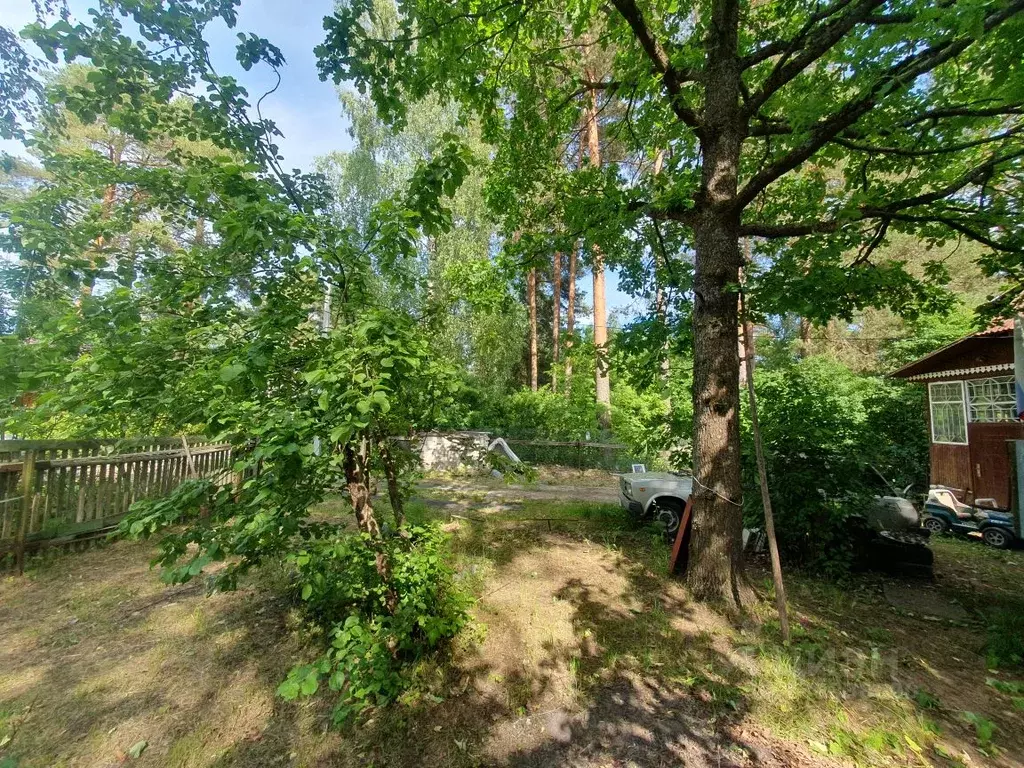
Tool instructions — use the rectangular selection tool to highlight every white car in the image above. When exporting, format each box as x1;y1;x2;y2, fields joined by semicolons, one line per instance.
619;471;694;535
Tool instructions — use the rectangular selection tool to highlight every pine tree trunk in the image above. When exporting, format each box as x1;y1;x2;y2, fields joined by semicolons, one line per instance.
552;251;561;393
565;243;577;392
584;84;610;426
528;266;538;391
653;149;671;397
87;145;121;296
654;285;671;395
685;0;750;606
798;316;812;357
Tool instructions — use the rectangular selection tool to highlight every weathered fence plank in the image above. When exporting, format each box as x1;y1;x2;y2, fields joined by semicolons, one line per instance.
0;436;232;563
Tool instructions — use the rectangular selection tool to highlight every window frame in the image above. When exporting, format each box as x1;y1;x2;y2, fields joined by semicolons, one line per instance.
928;380;969;446
966;375;1017;423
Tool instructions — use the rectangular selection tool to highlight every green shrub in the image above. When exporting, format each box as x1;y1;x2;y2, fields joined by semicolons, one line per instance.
279;524;470;722
609;382;676;468
476;387;597;440
743;356;928;571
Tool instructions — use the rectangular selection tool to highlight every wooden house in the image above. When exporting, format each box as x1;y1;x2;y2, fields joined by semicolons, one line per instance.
892;320;1023;509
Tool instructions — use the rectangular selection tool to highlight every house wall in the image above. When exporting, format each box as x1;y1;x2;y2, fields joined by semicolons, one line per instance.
416;431;491;472
924;342;1023;507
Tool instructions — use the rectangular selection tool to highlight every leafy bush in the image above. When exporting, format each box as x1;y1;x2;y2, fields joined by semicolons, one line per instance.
609;383;671;465
487;449;538;482
473;380;689;470
743;356;928;571
118;478;218;539
279;524;470;722
476;387;597;440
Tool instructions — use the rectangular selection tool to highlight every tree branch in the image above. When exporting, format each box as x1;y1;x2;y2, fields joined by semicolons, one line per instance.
735;0;1024;211
742;0;858;68
831;125;1024;157
740;152;1024;254
744;0;888;117
609;0;702;129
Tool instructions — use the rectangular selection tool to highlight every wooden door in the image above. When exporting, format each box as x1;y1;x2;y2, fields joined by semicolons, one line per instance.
968;423;1024;508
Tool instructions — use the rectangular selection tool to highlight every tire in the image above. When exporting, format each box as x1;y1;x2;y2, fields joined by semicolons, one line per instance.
982;527;1013;549
650;498;683;539
922;517;947;535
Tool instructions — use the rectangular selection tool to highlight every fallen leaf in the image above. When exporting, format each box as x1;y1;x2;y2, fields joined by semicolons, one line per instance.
127;740;148;759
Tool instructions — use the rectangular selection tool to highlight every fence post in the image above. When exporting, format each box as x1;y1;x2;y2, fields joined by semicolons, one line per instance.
15;450;37;575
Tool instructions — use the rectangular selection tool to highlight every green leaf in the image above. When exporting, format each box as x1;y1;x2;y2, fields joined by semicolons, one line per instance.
277;677;300;700
127;740;148;759
300;671;319;696
219;363;246;383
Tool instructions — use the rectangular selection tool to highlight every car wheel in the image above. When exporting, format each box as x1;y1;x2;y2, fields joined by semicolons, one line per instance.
982;527;1013;549
650;498;683;539
922;517;947;535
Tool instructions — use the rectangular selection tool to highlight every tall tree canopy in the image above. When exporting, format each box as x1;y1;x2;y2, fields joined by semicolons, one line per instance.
317;0;1024;602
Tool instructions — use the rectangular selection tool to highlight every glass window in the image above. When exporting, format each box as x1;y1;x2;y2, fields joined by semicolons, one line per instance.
967;376;1017;423
929;381;967;444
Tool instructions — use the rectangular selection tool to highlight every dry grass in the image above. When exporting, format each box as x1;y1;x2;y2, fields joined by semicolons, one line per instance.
1;498;1022;768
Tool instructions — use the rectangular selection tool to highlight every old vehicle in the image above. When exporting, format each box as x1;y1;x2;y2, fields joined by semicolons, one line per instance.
619;471;693;536
620;470;933;574
853;494;933;576
922;487;1018;549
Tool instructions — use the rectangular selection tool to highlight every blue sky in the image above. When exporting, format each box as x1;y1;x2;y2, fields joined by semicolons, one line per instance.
0;0;638;321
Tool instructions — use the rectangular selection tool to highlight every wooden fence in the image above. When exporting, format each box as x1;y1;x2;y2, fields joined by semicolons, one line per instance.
0;436;233;572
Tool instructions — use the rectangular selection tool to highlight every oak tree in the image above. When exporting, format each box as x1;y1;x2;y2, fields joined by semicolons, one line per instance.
319;0;1024;602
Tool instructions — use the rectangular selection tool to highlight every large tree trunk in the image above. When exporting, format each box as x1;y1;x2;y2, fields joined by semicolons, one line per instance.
528;266;538;391
685;0;750;606
552;251;561;393
584;84;611;426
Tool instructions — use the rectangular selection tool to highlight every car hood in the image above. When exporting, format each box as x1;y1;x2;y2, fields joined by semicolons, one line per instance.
622;472;693;494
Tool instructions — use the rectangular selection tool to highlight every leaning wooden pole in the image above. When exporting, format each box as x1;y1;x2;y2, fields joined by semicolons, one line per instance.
740;291;790;642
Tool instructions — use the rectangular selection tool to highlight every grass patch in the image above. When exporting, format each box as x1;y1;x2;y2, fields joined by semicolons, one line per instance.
984;601;1024;669
501;500;626;522
1;489;1020;767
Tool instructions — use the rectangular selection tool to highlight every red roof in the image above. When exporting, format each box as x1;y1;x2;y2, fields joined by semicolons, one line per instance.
972;318;1015;337
890;317;1016;379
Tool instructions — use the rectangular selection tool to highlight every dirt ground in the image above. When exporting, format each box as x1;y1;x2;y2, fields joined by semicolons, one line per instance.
1;489;1023;768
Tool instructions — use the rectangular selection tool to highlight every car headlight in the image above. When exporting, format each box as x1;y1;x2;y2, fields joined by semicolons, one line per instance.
622;480;633;499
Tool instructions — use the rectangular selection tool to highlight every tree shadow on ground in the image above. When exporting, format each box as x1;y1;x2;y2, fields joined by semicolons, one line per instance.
0;539;337;767
8;515;965;768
